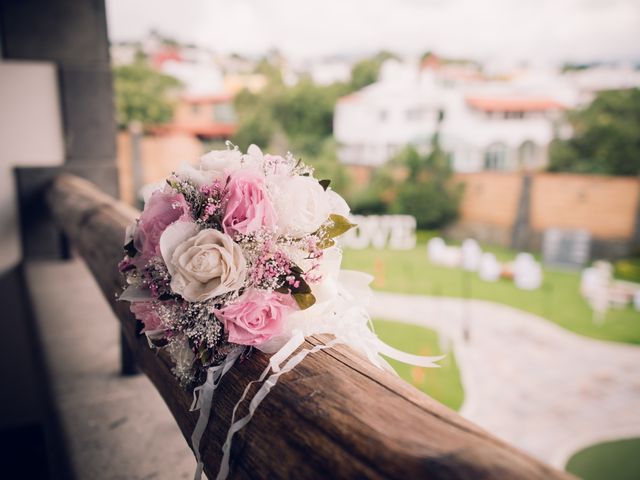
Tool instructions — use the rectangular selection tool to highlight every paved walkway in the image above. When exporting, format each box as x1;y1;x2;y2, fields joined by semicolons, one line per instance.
369;292;640;468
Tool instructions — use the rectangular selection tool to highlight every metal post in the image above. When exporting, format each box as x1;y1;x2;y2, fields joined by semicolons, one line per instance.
129;121;144;209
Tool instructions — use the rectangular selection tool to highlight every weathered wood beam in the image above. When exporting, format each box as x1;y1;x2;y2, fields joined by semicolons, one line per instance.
46;174;573;479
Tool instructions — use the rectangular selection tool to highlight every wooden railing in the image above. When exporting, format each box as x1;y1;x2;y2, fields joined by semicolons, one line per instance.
45;174;572;479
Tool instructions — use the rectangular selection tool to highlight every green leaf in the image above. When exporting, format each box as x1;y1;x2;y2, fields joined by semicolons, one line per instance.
324;214;356;240
293;292;316;310
293;276;312;294
316;238;335;249
319;179;331;190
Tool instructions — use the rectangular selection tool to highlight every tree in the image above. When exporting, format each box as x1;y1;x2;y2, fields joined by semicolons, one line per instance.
349;51;399;91
391;139;462;229
352;139;463;229
232;77;349;155
113;60;181;129
548;88;640;176
301;138;352;202
230;107;276;151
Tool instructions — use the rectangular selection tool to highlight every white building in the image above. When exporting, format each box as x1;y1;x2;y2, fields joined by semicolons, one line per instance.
334;58;584;172
305;58;353;86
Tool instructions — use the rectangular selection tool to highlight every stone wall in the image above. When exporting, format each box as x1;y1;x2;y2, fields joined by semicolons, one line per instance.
448;171;640;259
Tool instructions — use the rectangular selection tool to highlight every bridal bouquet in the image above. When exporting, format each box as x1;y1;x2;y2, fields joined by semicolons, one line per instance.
119;144;441;479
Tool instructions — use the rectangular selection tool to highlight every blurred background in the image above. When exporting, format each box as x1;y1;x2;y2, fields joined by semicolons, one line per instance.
1;0;639;478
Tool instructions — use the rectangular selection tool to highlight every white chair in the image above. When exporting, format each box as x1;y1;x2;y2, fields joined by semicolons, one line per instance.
442;246;462;268
586;261;613;324
427;237;446;263
478;253;501;282
461;239;482;272
513;253;542;290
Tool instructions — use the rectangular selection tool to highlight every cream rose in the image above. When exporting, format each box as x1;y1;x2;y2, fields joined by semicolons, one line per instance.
160;223;246;302
271;175;331;237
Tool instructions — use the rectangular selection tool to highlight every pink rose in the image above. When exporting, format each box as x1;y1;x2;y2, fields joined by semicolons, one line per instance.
222;169;277;237
218;289;296;346
135;189;190;257
130;301;164;333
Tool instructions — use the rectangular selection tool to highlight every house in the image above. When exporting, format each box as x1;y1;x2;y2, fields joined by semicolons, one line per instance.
151;94;237;141
334;58;568;172
443;94;565;172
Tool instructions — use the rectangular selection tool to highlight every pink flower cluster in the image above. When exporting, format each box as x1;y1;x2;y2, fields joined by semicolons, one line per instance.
198;180;226;223
250;248;292;289
302;236;324;284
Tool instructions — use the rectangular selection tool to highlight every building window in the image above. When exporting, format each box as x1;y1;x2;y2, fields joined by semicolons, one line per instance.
379;110;388;122
484;143;508;171
504;111;525;119
213;103;236;123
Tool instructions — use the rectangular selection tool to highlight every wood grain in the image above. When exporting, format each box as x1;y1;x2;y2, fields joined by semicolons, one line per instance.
46;174;573;479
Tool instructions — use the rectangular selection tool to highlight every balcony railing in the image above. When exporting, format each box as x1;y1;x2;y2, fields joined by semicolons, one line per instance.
45;174;572;479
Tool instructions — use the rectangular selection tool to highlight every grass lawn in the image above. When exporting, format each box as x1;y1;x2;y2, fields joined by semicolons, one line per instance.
565;438;640;480
372;319;464;411
342;234;640;345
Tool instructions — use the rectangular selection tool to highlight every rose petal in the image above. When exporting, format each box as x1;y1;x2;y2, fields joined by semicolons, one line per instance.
159;221;199;276
140;181;166;205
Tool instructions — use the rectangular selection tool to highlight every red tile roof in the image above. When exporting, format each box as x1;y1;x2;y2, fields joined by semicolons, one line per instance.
337;93;360;104
182;94;234;105
151;49;182;69
151;122;236;138
466;96;565;112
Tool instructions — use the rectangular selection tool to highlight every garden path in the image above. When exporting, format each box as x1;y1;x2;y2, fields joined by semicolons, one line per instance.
369;291;640;468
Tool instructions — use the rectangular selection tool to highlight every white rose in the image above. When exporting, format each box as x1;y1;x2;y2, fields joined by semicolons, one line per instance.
160;222;246;302
200;148;243;174
176;161;218;187
272;175;331;236
326;189;350;217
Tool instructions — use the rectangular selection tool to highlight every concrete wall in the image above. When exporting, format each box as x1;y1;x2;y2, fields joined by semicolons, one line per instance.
117;131;205;205
1;0;118;259
449;171;640;258
0;61;65;273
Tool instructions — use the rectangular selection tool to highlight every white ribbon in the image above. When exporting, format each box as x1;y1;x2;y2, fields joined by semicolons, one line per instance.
191;347;244;480
375;339;444;368
188;294;445;480
189;332;444;479
216;336;341;480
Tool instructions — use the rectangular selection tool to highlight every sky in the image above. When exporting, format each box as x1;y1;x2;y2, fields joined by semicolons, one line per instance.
106;0;640;64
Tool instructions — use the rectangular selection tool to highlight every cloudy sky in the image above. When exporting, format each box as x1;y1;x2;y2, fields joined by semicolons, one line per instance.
106;0;640;64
